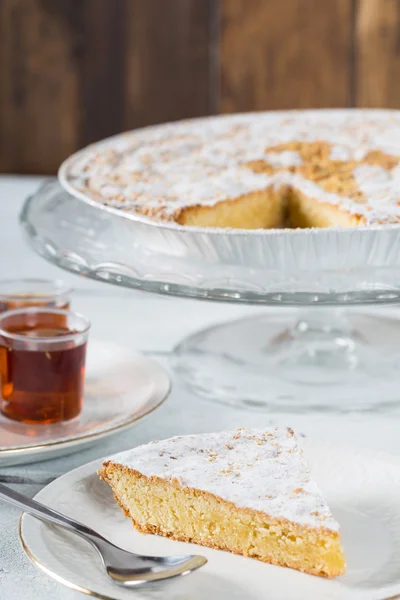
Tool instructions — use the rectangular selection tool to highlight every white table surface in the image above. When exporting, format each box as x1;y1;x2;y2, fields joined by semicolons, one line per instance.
1;175;400;599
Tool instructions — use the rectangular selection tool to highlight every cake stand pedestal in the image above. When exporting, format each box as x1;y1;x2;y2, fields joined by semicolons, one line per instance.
173;308;400;411
21;180;400;413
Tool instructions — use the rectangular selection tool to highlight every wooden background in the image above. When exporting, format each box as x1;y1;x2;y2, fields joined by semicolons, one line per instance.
1;0;400;174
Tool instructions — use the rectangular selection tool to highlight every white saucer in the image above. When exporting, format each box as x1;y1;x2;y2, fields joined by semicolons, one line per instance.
0;339;170;467
20;440;400;600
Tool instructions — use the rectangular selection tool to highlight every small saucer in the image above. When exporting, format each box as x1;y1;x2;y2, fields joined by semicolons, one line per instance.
0;339;170;466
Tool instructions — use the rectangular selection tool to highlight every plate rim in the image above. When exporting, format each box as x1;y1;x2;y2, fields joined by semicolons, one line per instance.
19;522;110;600
18;441;400;600
0;347;171;458
19;455;126;600
59;108;400;238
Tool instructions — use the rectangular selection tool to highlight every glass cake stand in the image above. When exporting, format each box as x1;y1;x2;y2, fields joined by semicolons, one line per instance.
20;180;400;413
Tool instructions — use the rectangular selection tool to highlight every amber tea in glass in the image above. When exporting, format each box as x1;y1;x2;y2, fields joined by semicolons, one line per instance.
0;279;72;314
0;308;90;424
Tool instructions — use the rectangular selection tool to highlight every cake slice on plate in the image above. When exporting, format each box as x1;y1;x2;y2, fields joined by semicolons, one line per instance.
99;427;346;577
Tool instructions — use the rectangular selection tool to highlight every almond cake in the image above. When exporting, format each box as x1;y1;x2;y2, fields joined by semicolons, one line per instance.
99;427;346;577
64;110;400;229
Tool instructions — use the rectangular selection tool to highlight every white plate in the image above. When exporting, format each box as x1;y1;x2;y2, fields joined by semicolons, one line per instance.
19;441;400;600
0;339;170;467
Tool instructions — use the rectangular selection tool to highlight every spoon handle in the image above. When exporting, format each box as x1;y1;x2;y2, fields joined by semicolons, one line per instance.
0;481;101;542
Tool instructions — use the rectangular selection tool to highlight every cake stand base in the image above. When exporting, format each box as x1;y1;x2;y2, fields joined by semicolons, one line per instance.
173;309;400;412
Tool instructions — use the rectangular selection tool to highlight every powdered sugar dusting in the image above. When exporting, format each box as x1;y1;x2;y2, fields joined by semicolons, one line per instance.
63;110;400;225
106;427;340;532
264;150;302;168
354;164;400;210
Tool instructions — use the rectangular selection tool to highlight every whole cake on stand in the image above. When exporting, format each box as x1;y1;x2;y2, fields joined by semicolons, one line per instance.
21;109;400;411
61;110;400;228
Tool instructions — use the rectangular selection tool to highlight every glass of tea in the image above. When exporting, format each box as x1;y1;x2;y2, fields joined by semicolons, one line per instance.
0;308;90;424
0;279;72;313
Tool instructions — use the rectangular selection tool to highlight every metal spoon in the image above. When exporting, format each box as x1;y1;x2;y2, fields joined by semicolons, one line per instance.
0;482;207;586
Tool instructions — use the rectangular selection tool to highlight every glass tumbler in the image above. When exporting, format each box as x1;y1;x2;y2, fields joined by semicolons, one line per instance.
0;279;72;313
0;308;90;424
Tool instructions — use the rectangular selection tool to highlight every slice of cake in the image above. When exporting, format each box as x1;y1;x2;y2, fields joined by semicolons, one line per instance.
99;427;346;578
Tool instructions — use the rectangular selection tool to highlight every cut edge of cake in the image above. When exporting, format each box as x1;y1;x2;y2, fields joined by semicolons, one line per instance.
99;428;346;578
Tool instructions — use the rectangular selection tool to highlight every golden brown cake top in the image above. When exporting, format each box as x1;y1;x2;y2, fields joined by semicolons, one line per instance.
63;110;400;226
104;427;340;532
